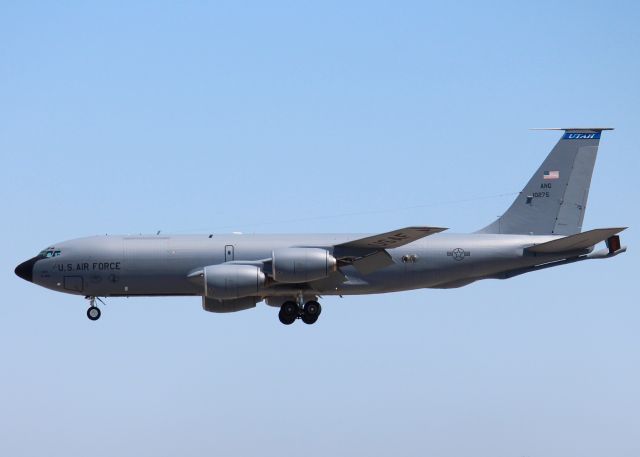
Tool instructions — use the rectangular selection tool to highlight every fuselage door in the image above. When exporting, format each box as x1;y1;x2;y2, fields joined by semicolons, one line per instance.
225;245;234;262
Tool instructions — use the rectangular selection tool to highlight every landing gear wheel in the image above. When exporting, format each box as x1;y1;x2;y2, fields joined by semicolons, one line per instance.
278;301;298;325
301;300;321;325
87;306;101;321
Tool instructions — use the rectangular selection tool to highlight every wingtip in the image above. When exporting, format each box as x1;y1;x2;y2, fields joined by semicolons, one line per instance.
605;226;628;232
413;226;448;233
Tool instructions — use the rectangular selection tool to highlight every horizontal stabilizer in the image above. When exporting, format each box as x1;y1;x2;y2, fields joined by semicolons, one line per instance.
336;226;446;250
526;227;627;254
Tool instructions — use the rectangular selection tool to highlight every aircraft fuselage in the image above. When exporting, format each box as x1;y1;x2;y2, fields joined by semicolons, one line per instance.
28;232;574;298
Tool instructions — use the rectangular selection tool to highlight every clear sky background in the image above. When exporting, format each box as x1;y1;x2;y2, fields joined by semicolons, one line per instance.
1;2;639;456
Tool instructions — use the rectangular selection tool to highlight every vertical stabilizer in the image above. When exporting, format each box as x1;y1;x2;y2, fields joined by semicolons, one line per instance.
478;128;612;235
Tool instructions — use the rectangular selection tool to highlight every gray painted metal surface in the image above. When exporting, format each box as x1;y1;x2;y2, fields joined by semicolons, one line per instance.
14;128;627;323
478;129;603;235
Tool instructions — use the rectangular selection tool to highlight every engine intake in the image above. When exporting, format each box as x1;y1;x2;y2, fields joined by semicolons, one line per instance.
204;264;265;300
272;248;337;283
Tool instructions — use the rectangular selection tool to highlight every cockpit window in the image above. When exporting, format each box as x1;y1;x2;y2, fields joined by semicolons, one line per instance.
39;249;61;258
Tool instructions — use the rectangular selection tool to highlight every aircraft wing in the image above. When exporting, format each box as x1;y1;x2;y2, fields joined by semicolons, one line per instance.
335;226;447;250
332;226;447;275
526;227;627;254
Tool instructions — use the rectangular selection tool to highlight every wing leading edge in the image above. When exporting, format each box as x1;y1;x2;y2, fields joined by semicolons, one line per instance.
335;226;447;250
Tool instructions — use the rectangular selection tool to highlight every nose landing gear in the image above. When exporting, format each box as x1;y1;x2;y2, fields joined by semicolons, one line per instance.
87;306;101;320
278;299;322;325
85;296;105;321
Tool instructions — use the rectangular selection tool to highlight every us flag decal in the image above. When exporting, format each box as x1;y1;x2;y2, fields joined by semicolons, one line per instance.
543;170;559;180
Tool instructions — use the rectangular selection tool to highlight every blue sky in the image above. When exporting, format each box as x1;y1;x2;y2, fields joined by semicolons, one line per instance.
1;2;639;456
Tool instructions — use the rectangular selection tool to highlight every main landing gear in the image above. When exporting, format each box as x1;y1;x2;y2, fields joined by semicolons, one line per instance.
278;300;322;325
85;296;105;321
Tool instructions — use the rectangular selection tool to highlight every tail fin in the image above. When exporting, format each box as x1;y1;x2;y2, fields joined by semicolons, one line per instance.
478;128;613;235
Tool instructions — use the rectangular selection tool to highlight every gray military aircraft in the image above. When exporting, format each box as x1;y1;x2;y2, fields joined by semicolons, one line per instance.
15;128;627;325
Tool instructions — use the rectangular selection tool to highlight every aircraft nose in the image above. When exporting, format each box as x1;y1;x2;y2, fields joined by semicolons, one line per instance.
15;257;38;282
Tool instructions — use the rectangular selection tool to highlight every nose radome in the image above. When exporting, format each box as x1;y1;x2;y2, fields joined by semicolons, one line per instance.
15;257;38;282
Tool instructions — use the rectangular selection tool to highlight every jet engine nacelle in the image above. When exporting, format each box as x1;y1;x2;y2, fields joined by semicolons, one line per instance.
271;248;337;283
204;264;265;300
202;296;258;313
